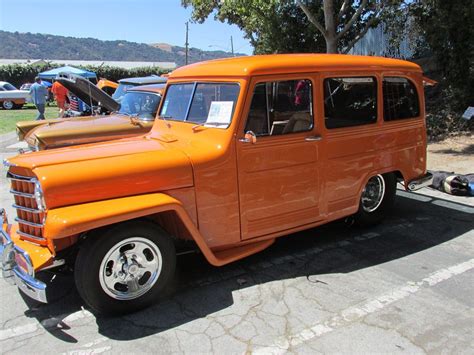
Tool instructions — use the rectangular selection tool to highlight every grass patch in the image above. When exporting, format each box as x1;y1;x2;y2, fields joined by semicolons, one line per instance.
0;104;59;134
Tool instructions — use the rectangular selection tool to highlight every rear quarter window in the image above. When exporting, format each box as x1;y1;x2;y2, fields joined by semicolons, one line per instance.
383;77;420;121
324;77;377;129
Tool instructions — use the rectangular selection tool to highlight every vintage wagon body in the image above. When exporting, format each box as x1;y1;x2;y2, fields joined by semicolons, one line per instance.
1;54;432;314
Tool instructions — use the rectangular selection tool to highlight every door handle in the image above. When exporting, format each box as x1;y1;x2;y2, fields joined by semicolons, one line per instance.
305;135;322;142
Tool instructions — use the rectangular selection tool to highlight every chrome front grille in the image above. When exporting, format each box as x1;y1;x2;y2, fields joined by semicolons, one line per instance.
7;172;46;243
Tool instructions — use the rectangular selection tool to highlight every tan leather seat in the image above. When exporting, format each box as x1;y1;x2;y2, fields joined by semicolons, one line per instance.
282;112;312;134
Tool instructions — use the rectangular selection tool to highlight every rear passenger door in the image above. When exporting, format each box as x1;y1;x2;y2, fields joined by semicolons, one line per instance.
322;74;381;218
236;76;323;240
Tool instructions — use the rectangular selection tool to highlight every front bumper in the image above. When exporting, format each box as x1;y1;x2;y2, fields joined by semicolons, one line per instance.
0;209;48;303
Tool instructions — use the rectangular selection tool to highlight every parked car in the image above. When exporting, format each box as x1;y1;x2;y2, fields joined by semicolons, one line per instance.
0;81;30;109
97;78;119;96
16;73;165;150
1;54;433;314
112;75;168;102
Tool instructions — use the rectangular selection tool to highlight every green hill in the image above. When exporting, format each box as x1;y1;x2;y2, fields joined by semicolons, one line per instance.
0;31;244;66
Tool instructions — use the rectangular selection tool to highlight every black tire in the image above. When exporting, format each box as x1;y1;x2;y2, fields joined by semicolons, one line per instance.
75;220;176;315
354;173;397;226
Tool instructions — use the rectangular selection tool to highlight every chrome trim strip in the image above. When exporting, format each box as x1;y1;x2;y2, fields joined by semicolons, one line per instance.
15;217;44;228
6;172;36;182
10;189;35;199
8;177;36;184
12;204;42;214
17;231;45;241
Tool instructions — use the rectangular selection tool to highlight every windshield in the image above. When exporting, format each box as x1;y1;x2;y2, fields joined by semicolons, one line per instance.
112;84;134;102
4;83;17;91
118;91;161;120
159;82;240;128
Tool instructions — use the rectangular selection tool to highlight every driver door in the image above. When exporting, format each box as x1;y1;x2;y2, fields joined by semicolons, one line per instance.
236;76;323;240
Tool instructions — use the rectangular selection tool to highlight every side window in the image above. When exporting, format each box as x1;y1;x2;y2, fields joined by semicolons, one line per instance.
245;79;313;136
324;77;377;129
383;77;420;120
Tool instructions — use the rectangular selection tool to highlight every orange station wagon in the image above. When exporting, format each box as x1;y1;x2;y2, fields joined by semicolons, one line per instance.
1;54;433;314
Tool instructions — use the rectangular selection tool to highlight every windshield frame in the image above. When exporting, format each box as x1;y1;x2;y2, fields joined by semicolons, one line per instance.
117;90;162;121
158;81;241;129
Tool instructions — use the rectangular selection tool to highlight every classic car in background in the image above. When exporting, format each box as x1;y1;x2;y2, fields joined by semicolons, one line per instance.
16;75;165;150
112;75;168;102
0;81;31;109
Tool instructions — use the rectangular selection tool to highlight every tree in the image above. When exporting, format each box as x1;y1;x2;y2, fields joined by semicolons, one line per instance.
384;0;474;108
296;0;409;54
182;0;405;54
182;0;326;54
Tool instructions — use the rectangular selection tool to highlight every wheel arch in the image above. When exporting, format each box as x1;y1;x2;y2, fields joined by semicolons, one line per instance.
44;193;245;266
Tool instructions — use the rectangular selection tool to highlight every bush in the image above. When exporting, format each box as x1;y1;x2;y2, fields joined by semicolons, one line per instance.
0;63;171;88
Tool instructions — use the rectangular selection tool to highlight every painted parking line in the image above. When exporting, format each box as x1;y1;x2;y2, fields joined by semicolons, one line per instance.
254;258;474;354
0;309;93;341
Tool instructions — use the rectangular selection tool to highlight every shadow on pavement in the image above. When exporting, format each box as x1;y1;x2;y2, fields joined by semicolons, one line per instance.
21;192;473;342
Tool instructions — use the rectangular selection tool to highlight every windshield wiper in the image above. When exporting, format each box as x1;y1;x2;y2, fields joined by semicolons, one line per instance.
191;121;229;131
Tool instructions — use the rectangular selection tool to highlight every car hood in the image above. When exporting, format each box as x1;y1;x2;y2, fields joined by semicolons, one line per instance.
25;114;153;149
57;73;120;112
8;137;193;209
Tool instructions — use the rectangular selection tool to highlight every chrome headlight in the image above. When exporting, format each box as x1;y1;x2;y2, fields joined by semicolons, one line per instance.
34;180;46;211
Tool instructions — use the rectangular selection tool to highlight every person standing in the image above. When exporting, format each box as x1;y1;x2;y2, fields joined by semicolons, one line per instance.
51;80;68;118
29;77;48;120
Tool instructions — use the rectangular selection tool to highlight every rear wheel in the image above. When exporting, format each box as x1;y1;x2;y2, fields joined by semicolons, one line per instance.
75;220;176;315
354;173;396;226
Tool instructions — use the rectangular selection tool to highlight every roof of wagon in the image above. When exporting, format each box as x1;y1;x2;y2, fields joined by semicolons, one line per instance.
169;54;422;79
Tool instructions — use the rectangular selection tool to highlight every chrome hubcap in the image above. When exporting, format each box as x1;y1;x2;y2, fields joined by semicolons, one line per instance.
99;237;162;300
3;101;13;109
361;174;385;213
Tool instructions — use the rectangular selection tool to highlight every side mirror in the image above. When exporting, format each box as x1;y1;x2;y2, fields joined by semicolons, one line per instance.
239;130;257;144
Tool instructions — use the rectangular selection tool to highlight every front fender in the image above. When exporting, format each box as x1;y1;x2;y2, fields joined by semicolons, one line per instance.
44;192;273;267
44;193;191;240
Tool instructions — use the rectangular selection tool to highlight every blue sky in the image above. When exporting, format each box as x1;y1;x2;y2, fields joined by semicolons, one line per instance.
0;0;253;54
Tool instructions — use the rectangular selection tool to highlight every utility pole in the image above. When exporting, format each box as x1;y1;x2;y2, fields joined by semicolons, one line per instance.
185;22;189;65
230;35;234;56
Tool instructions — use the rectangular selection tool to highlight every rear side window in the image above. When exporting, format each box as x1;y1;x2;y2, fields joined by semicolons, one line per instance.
245;79;313;136
383;77;420;120
324;77;377;129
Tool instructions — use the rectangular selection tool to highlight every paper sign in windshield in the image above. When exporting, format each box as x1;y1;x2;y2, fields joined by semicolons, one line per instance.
207;101;234;124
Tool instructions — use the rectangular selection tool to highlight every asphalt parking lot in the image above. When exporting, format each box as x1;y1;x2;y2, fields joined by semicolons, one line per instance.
1;133;473;354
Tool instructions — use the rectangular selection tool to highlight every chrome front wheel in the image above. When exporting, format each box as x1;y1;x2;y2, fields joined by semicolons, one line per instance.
75;221;176;314
99;237;163;300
